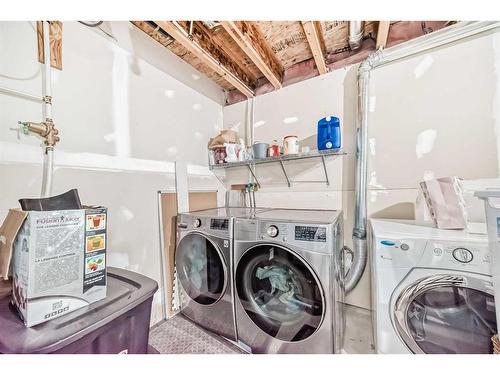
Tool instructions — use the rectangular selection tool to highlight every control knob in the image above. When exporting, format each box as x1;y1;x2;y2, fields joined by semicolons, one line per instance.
193;218;202;228
266;225;279;238
452;248;473;263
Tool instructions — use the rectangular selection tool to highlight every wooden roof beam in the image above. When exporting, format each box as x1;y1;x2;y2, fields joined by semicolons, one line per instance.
156;21;254;97
376;21;391;49
301;21;328;75
193;21;260;83
220;21;283;90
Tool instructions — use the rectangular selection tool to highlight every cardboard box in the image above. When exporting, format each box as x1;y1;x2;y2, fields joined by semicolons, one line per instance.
1;207;107;327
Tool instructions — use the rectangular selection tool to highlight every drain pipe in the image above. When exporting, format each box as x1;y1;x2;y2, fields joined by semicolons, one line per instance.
345;21;500;293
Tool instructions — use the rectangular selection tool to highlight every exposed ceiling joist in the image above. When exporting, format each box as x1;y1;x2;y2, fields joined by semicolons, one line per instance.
193;21;260;83
156;21;254;97
301;21;328;75
376;21;391;49
220;21;283;89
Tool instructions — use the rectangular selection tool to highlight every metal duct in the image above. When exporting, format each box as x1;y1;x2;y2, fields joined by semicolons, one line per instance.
202;21;220;29
349;21;364;50
345;50;381;293
346;21;500;294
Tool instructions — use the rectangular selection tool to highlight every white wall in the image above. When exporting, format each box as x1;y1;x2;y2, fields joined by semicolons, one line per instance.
222;28;500;310
0;21;224;324
367;31;500;221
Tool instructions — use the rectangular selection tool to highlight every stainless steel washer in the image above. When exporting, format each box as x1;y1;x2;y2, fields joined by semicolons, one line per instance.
233;209;345;353
175;207;270;341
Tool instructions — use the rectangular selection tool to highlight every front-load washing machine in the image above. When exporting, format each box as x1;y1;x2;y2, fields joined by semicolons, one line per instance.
370;219;496;354
233;209;345;353
175;207;270;341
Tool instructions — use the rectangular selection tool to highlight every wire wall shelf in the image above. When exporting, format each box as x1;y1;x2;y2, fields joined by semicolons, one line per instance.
209;149;346;188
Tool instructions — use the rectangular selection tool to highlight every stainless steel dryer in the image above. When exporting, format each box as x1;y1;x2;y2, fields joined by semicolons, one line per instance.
233;209;345;353
175;207;270;341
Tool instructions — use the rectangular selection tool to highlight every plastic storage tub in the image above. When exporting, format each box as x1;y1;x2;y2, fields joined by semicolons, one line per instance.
0;267;158;354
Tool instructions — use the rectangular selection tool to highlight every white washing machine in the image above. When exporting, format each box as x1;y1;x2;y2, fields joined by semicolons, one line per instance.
176;207;270;341
233;209;345;353
370;219;496;354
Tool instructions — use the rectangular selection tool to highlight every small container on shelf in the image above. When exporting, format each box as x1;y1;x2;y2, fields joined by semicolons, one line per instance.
252;142;269;159
213;146;227;164
317;116;341;151
268;140;280;158
283;135;299;155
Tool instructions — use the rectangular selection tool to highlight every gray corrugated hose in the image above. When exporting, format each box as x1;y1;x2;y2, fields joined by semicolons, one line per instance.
344;51;381;294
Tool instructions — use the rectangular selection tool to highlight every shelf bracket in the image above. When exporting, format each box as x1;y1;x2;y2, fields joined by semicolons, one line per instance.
246;164;261;187
279;160;292;187
321;155;330;186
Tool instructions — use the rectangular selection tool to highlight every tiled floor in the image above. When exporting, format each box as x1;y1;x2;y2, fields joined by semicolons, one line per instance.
149;304;375;354
149;314;244;354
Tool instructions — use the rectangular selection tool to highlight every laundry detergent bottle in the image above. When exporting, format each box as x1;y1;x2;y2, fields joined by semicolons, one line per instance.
317;116;341;151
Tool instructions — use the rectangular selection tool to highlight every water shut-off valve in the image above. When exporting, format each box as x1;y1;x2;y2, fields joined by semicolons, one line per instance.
18;120;60;147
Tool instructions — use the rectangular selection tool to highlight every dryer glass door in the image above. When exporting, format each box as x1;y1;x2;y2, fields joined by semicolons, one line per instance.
176;233;226;305
394;274;497;353
235;244;325;342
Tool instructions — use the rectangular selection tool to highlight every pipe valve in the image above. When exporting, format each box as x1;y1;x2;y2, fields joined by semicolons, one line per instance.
18;120;60;147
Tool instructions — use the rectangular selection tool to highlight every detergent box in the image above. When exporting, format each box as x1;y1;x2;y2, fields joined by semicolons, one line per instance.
1;206;107;327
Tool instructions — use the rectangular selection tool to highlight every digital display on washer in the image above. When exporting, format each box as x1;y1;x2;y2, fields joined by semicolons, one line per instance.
295;226;326;242
210;219;229;230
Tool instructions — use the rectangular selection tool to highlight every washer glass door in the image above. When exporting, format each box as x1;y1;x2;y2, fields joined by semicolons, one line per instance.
236;244;325;342
394;274;497;353
176;232;226;305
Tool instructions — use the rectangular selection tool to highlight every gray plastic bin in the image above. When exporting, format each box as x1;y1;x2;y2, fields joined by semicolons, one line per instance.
0;267;158;354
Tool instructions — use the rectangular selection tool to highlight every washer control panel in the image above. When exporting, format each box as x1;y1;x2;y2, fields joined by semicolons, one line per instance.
375;236;490;273
177;214;231;235
294;225;327;242
255;221;336;254
420;240;490;273
210;218;229;231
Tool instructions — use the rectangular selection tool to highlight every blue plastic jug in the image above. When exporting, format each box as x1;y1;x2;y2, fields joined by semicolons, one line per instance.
317;116;341;151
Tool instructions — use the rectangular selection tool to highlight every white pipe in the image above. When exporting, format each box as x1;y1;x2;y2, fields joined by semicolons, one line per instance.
245;97;255;146
349;21;364;50
250;97;255;145
40;148;54;197
41;21;53;197
0;86;43;102
241;97;257;205
346;21;500;294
